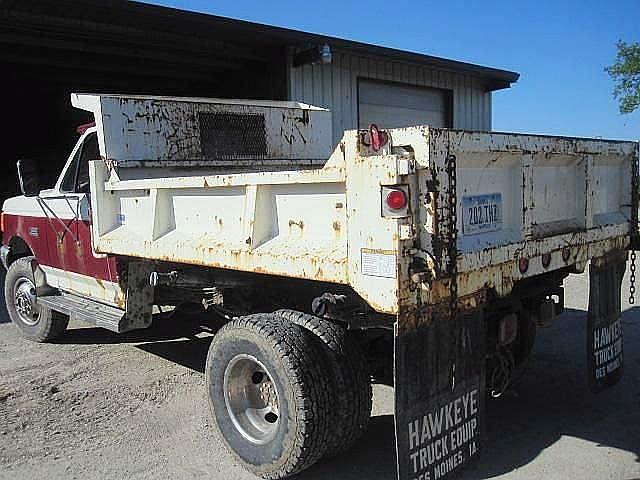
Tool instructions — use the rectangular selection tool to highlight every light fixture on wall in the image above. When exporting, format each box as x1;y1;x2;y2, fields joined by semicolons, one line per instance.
292;44;332;67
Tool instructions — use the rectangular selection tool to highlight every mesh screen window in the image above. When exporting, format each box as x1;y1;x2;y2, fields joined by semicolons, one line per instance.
199;112;267;159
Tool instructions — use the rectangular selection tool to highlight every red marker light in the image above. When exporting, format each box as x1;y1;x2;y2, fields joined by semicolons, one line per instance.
386;189;407;210
518;257;529;274
369;124;389;152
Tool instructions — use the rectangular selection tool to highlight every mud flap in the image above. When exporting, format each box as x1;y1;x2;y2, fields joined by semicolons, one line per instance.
30;259;57;297
394;309;486;480
587;252;626;392
121;261;154;332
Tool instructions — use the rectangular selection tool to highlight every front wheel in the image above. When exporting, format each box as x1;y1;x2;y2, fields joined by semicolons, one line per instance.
205;314;332;479
4;256;68;342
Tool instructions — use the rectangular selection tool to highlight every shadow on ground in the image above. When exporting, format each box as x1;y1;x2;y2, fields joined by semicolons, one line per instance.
18;303;640;479
459;306;640;479
55;309;218;374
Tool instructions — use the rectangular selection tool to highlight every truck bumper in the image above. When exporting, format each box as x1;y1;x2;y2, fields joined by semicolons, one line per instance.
1;244;10;270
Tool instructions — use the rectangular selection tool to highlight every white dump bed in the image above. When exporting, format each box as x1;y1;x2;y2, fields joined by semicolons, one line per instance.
78;94;639;317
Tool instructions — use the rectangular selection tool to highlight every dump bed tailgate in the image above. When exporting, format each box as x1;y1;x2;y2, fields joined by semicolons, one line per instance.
422;130;638;300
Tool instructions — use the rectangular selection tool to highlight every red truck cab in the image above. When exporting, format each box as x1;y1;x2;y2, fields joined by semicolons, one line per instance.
1;125;123;341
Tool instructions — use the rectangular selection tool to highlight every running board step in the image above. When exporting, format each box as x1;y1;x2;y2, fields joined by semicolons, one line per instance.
37;293;125;333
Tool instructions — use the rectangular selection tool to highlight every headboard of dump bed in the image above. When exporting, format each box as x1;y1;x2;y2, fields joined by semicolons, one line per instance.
72;93;332;169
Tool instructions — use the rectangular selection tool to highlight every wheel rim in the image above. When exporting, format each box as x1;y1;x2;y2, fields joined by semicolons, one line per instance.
223;354;280;445
14;277;40;326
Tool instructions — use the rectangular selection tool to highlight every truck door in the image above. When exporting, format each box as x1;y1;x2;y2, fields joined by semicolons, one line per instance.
41;131;119;303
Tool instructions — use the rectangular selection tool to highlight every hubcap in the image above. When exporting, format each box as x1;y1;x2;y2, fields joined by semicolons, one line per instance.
223;354;280;445
14;278;40;326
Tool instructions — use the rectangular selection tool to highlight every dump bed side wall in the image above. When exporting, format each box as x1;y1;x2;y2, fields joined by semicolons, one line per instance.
89;159;351;284
89;128;413;315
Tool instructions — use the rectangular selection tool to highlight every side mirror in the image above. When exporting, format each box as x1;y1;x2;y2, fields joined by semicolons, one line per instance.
16;159;40;197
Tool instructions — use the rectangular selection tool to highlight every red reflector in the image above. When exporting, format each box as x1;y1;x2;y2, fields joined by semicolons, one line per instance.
518;257;529;274
369;124;388;152
386;190;407;210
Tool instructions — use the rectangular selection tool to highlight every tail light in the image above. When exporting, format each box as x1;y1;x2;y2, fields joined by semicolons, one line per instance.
0;212;4;233
386;189;407;210
381;186;409;217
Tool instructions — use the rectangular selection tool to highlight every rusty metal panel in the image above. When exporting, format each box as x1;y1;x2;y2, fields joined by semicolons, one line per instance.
71;94;332;168
87;142;352;289
420;128;638;304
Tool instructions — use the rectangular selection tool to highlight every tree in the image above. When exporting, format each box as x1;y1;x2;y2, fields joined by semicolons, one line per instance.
606;41;640;114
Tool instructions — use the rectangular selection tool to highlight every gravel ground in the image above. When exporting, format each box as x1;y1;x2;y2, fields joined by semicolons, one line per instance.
0;268;639;480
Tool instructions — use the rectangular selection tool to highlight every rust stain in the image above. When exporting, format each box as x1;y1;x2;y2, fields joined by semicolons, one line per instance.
288;219;304;230
114;294;126;309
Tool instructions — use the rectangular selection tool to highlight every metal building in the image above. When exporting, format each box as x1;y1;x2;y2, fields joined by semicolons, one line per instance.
0;0;518;195
290;52;512;144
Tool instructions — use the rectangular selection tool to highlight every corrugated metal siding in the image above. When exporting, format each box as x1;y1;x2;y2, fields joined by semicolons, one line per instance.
288;50;493;145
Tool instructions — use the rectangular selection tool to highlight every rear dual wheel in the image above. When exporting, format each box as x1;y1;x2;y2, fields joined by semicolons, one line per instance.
205;314;332;479
274;309;372;457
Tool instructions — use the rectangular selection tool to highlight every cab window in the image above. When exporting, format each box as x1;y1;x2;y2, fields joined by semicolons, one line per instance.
60;133;99;193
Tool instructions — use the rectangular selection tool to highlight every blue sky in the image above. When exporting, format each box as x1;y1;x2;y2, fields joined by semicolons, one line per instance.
148;0;639;140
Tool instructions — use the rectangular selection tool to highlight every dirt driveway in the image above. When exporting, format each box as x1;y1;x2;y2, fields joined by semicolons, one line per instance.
1;269;639;480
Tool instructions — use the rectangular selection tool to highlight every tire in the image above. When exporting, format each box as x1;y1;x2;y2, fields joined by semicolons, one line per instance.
205;314;332;479
4;256;68;342
275;309;372;457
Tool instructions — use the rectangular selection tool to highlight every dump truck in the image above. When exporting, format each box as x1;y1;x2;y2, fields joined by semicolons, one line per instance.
1;93;638;480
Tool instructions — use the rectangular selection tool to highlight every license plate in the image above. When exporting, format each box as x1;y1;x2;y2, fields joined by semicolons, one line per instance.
462;193;502;235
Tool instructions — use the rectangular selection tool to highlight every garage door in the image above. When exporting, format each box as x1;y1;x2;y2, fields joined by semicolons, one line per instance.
358;79;450;129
